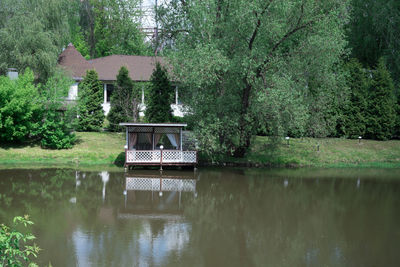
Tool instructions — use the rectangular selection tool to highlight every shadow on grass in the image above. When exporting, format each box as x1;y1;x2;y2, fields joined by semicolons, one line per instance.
73;135;84;145
0;140;39;150
113;152;125;167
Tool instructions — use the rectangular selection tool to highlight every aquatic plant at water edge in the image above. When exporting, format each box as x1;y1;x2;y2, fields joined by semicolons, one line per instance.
0;215;40;267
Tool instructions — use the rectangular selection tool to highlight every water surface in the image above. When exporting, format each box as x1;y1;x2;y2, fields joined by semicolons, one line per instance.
0;168;399;267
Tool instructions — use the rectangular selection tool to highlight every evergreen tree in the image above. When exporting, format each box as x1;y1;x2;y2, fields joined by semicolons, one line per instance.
107;66;140;131
146;63;174;123
341;59;369;138
365;58;396;140
394;94;400;138
77;70;104;131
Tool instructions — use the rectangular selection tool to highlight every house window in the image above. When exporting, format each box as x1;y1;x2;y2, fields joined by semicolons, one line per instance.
106;84;114;103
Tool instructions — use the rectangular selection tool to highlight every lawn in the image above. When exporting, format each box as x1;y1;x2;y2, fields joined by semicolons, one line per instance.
1;133;400;168
201;136;400;168
0;132;125;167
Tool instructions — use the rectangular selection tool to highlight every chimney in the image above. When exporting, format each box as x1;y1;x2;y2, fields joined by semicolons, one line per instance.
7;68;18;80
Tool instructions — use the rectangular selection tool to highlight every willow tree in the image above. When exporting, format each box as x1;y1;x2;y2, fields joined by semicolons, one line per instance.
158;0;349;157
0;0;69;81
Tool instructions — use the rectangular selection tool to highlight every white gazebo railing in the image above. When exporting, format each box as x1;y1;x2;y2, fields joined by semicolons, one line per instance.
126;150;197;164
126;177;196;192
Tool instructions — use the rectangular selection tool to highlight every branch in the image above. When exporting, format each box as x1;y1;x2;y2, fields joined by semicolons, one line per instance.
256;19;315;77
248;0;273;50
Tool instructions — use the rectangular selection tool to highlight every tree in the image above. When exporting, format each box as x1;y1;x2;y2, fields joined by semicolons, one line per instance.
340;59;369;138
38;70;76;149
159;0;350;156
395;95;400;138
77;70;105;131
0;0;69;81
146;63;174;123
0;69;41;142
365;58;396;140
348;0;400;86
75;0;151;58
107;66;140;131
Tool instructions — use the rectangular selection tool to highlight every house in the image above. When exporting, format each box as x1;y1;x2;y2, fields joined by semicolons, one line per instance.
57;43;183;116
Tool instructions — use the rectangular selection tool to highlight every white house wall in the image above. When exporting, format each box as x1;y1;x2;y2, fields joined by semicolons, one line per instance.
68;82;79;100
69;82;185;117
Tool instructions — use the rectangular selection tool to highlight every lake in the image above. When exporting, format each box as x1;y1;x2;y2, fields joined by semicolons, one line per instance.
0;167;399;267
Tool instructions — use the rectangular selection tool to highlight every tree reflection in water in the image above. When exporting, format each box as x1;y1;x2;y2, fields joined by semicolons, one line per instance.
0;168;399;266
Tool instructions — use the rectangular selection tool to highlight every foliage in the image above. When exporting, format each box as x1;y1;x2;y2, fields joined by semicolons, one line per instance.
0;69;41;143
107;67;140;131
0;215;40;267
145;63;174;123
395;95;400;139
348;0;400;86
38;70;76;149
39;113;76;149
71;0;151;58
365;58;396;140
77;70;105;131
160;0;350;156
340;59;369;138
0;0;69;82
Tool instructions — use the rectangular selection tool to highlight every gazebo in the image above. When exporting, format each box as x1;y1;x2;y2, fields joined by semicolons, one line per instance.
119;123;197;168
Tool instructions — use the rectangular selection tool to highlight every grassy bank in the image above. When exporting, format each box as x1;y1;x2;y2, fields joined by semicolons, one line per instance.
0;133;400;168
0;132;125;168
200;136;400;168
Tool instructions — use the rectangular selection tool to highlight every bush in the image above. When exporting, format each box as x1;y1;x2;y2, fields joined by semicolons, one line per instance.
40;114;76;149
0;215;40;267
0;69;41;142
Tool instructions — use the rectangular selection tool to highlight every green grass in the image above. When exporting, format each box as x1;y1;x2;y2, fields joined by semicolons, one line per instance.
0;132;126;168
200;136;400;168
1;133;400;169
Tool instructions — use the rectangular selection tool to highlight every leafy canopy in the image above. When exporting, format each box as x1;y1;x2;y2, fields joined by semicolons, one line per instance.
0;69;41;143
159;0;350;156
0;0;69;81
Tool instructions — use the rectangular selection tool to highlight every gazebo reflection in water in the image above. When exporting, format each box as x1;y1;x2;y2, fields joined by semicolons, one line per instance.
119;170;198;219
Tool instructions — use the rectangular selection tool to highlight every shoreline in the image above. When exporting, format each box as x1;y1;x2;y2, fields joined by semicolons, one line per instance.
0;132;399;170
0;160;399;171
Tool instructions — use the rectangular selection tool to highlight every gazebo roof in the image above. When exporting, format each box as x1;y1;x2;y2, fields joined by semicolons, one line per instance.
119;123;187;127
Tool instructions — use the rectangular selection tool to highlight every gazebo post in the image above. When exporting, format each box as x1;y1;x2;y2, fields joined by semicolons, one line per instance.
180;128;183;151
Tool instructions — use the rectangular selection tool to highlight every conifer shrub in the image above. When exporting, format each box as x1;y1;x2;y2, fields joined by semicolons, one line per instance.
107;66;140;131
341;59;369;138
77;70;105;131
145;63;174;123
365;58;396;140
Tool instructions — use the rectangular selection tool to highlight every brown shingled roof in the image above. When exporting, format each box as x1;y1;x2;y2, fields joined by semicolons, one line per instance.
57;43;168;82
88;55;165;81
57;43;91;79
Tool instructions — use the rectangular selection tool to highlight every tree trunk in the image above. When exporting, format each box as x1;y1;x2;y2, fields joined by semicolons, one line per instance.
233;79;252;158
